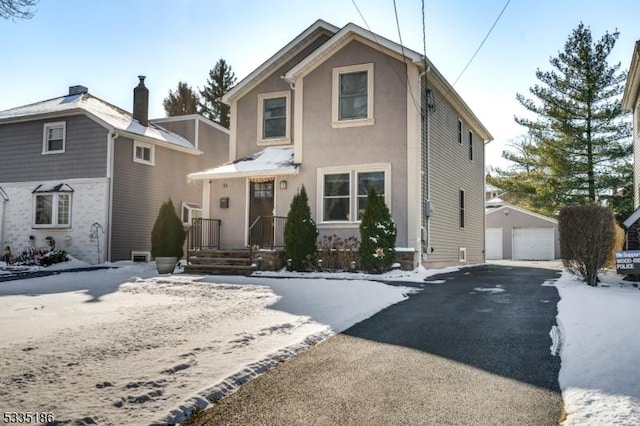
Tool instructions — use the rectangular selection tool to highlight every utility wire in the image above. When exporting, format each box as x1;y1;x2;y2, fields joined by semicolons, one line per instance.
452;0;511;86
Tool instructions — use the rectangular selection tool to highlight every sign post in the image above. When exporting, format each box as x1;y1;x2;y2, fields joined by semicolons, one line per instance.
615;250;640;275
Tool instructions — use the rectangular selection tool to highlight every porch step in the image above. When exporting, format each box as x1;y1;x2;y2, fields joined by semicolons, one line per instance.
185;249;254;275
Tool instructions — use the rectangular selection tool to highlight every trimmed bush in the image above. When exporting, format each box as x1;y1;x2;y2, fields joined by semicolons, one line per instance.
284;186;318;271
151;199;187;259
359;187;397;273
559;205;616;286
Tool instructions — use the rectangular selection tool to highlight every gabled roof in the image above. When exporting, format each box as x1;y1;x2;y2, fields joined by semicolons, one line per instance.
622;40;640;110
283;21;423;82
486;204;558;224
222;19;339;104
623;206;640;229
188;146;298;180
0;93;199;153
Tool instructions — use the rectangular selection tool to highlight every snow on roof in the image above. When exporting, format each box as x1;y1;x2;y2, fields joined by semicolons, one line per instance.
486;196;505;205
189;147;298;180
0;93;196;151
485;183;499;192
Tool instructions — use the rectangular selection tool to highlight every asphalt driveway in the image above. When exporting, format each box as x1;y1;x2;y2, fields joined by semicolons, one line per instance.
184;263;564;425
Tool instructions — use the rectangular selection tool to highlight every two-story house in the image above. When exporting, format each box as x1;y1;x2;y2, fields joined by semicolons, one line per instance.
622;40;640;247
0;77;229;264
188;19;492;268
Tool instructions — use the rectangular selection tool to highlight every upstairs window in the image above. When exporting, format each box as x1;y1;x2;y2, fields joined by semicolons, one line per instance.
42;122;66;154
459;189;465;229
133;141;155;165
469;130;474;161
331;63;374;128
457;119;463;144
257;91;290;144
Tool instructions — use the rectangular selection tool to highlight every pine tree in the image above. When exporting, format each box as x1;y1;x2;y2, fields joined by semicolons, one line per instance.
359;187;397;273
1;0;38;20
151;199;186;259
163;81;200;117
491;23;632;218
284;186;318;271
200;59;236;128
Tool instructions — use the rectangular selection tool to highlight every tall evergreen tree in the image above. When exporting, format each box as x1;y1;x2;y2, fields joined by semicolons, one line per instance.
490;23;632;218
284;186;318;271
359;187;396;273
200;59;236;128
163;81;200;117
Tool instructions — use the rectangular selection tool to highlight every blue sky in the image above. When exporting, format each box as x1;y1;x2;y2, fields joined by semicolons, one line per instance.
1;0;637;168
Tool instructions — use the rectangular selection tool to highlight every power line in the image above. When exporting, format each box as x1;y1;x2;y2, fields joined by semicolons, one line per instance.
452;0;511;86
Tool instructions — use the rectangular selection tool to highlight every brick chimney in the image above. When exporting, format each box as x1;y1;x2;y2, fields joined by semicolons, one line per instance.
133;76;149;126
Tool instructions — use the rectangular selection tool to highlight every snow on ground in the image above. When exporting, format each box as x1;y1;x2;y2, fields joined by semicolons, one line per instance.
554;270;640;425
0;263;417;425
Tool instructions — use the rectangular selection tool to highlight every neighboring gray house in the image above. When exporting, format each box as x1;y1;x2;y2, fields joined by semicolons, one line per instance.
486;204;560;261
0;77;229;264
189;20;492;268
622;40;640;248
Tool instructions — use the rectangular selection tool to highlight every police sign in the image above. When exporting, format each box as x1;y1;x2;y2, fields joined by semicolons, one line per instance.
615;250;640;274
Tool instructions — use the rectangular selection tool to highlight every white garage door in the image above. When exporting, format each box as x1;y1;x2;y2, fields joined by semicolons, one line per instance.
485;227;503;260
512;228;554;260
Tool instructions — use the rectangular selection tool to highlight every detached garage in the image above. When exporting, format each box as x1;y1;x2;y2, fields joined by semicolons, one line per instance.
486;205;560;260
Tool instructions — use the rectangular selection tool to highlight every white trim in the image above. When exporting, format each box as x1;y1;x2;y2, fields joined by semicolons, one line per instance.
32;192;72;229
459;188;465;229
406;63;421;261
244;178;250;246
181;202;202;226
151;114;230;135
131;251;151;262
468;130;474;162
331;63;374;128
202;180;211;219
459;247;467;262
316;163;391;225
194;118;199;150
293;78;304;164
229;100;237;161
133;140;155;166
257;91;291;145
457;118;463;144
42;121;66;154
106;132;116;262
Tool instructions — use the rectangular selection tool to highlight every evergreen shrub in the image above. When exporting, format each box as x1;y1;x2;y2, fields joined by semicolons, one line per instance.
284;186;318;271
359;187;396;273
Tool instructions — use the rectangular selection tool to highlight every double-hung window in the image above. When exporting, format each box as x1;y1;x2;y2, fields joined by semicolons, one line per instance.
32;184;73;228
318;164;390;224
331;63;374;128
133;140;155;165
42;122;66;154
257;91;290;144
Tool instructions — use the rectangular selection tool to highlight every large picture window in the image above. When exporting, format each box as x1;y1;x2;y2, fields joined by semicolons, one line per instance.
32;184;73;228
42;122;66;154
331;63;374;128
318;164;390;224
257;91;290;144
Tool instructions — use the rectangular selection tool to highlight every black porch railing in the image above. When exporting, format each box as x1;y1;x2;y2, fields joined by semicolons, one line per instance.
188;218;221;257
248;216;287;250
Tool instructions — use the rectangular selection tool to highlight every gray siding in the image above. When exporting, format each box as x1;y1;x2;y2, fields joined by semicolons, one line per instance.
110;137;217;261
154;119;196;145
0;114;108;182
424;82;486;266
198;120;229;165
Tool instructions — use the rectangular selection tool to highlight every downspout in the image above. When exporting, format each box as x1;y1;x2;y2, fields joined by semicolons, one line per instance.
0;187;8;247
420;66;433;260
106;131;118;262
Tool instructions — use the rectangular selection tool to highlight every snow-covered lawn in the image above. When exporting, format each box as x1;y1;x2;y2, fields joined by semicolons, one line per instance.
0;262;422;425
554;270;640;425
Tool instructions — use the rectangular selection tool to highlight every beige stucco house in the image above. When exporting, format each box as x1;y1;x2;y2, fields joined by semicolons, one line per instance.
188;19;492;268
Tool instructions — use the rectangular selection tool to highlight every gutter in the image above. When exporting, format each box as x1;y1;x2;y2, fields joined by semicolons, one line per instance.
0;187;8;247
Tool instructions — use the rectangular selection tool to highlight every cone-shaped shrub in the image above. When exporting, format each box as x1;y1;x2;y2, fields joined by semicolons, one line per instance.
359;187;396;273
151;199;187;259
284;186;318;271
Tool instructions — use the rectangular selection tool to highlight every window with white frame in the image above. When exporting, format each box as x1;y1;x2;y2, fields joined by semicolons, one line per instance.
182;202;202;225
318;164;390;223
133;141;155;165
257;91;290;143
459;189;465;229
469;130;474;161
32;184;73;228
331;63;374;128
457;119;463;144
42;122;66;154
